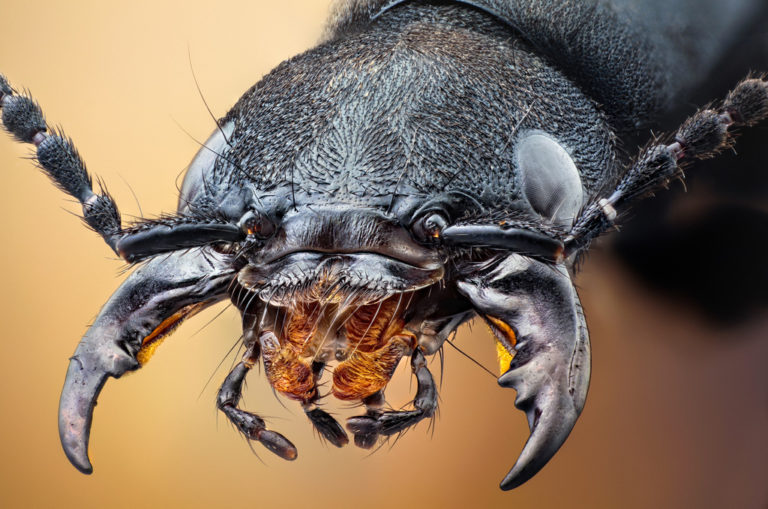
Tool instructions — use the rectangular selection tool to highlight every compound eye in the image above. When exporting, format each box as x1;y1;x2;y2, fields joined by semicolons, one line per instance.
412;212;449;243
517;132;584;226
240;211;275;240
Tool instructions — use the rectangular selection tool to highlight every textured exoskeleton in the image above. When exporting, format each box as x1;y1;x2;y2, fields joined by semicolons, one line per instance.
1;0;766;491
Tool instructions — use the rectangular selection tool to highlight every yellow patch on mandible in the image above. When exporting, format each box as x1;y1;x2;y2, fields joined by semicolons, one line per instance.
495;340;515;375
136;303;206;366
486;316;517;375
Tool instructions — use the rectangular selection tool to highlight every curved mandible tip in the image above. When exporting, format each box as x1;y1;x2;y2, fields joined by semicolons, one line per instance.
457;254;591;490
58;322;140;474
58;357;110;474
57;248;235;473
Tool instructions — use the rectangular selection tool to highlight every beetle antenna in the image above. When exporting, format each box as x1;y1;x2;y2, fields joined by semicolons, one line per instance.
565;76;768;257
0;78;127;256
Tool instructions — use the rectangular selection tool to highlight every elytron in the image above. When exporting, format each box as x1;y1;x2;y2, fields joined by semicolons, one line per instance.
1;0;766;491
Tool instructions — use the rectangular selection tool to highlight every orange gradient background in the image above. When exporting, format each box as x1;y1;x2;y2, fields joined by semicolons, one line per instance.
0;2;766;508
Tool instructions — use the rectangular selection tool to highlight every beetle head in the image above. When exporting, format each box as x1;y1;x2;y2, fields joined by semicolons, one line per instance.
59;4;606;488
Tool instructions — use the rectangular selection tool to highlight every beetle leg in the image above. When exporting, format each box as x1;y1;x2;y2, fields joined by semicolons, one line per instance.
304;404;350;448
217;344;298;460
346;348;437;448
457;254;590;490
303;361;350;447
345;391;386;449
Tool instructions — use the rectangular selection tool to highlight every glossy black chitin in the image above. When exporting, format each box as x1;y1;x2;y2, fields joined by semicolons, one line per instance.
1;0;766;491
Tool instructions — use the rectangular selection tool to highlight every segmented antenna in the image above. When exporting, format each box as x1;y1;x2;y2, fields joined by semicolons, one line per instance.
565;76;768;257
0;74;246;262
0;74;122;252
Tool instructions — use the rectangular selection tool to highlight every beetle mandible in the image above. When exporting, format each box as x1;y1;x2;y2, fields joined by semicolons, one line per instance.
1;0;766;492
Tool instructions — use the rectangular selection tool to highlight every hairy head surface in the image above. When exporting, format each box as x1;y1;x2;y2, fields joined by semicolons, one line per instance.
211;3;616;227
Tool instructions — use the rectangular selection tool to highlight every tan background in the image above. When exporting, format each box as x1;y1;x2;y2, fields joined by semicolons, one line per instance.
1;1;766;508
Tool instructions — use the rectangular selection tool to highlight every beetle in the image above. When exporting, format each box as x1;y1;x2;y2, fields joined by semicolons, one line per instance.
1;0;766;496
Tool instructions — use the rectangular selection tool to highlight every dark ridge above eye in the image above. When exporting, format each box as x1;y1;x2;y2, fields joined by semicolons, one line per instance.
117;217;244;262
442;224;563;262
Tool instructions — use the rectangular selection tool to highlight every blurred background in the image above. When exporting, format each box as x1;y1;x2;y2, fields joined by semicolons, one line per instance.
0;1;766;508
